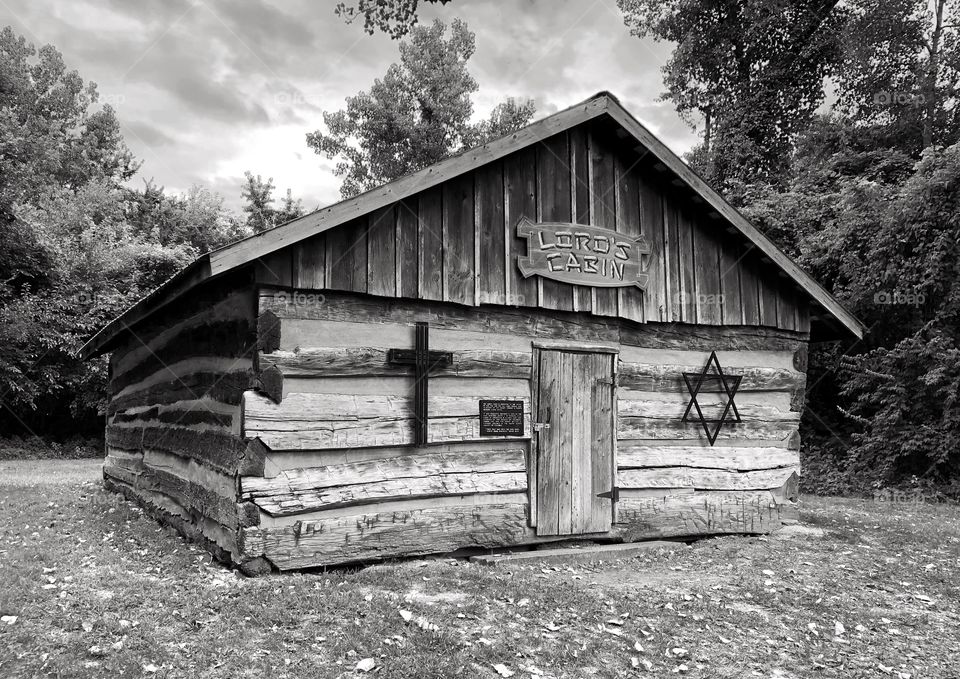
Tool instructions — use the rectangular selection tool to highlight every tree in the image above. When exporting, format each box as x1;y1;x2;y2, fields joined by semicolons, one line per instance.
307;19;536;198
335;0;452;38
617;0;845;195
240;172;304;233
836;0;960;152
0;26;138;293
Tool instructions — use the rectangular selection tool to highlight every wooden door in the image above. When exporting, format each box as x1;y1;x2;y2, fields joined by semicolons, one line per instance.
533;349;615;536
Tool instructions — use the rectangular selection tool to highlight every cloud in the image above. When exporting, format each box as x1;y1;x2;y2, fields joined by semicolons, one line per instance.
0;0;697;213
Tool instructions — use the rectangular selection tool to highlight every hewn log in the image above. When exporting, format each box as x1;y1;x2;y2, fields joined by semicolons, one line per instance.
259;347;532;380
109;285;254;378
238;500;534;569
242;448;526;516
617;466;799;491
616;444;799;470
617;419;798;442
613;490;791;540
618;363;804;393
108;370;252;414
257;290;808;352
110;406;234;429
243;391;530;450
243;448;524;497
258;439;529;477
251;471;526;516
105;447;238;530
617;392;798;422
106;424;247;475
104;474;238;564
109;319;254;394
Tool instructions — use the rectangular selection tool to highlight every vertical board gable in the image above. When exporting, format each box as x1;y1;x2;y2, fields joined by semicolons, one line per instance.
260;123;809;333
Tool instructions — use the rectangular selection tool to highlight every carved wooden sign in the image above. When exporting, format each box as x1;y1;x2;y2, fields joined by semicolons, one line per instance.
516;218;651;289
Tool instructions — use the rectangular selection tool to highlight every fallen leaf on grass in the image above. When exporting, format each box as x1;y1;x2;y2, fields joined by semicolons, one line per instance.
1;616;17;626
492;663;515;677
834;621;845;636
633;641;644;652
399;610;413;622
143;664;159;673
356;658;376;672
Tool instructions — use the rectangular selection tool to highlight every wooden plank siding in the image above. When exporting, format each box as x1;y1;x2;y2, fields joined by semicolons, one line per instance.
253;127;808;333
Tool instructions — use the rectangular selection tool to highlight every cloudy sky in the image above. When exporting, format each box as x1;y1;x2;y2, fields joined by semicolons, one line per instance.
0;0;698;212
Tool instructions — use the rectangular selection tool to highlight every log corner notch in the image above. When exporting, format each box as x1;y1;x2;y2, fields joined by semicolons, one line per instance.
255;309;283;403
257;310;281;353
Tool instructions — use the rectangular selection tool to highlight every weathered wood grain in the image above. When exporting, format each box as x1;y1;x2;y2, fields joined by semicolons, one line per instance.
475;162;506;304
243;391;530;450
569;126;594;312
325;216;367;293
505;147;539;307
442;174;474;305
618;419;799;443
614;490;792;540
259;347;532;380
367;205;396;297
590;126;619;317
239;500;534;569
692;212;722;325
243;448;526;515
258;290;808;352
639;171;666;322
536;132;575;312
618;466;799;491
106;424;247;475
293;232;326;289
677;206;696;323
617;155;645;323
396;199;419;298
617;363;804;393
249;472;526;516
258;440;529;476
617;444;799;470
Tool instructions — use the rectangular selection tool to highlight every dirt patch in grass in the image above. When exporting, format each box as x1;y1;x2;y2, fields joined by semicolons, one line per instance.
0;462;958;678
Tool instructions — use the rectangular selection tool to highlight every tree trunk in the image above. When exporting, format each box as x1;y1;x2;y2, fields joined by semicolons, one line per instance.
922;0;946;149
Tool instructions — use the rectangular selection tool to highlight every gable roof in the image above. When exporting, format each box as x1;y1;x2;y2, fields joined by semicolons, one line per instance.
80;92;865;359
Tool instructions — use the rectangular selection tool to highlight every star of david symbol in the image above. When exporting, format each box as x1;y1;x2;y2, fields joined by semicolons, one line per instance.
681;351;742;446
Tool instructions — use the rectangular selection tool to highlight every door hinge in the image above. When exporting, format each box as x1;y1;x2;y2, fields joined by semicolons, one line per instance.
597;487;620;502
532;422;551;432
596;376;619;387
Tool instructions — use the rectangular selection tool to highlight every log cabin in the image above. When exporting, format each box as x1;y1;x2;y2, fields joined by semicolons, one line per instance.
81;92;865;574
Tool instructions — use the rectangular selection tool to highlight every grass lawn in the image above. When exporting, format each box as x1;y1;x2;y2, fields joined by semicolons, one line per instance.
1;462;958;678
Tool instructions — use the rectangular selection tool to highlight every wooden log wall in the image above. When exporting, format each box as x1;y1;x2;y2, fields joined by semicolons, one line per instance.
237;290;805;569
252;121;811;333
102;276;259;565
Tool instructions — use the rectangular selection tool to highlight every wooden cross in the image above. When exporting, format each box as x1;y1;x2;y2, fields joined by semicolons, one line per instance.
387;322;452;445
